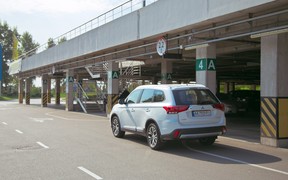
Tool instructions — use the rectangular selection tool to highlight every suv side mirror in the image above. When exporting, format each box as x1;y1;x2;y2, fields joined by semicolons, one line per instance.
119;98;126;105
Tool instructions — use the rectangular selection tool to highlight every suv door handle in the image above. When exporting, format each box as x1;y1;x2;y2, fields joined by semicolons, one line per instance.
145;108;150;112
131;108;135;112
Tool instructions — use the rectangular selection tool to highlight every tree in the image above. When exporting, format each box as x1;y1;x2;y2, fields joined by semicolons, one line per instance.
0;20;19;94
47;38;56;48
20;31;39;57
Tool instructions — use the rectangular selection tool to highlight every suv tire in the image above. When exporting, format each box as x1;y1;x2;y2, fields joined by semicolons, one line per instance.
111;116;125;138
147;123;164;150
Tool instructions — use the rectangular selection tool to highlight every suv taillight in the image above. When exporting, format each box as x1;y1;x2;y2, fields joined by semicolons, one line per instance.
163;105;189;114
213;103;225;111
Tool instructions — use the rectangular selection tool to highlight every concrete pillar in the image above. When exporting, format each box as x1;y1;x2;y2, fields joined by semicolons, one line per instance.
47;78;51;103
55;78;61;105
41;75;48;107
18;79;24;104
260;33;288;148
66;69;74;111
223;82;229;94
107;61;119;115
25;77;32;105
161;60;173;84
251;84;257;90
76;75;83;101
229;82;235;92
196;44;217;94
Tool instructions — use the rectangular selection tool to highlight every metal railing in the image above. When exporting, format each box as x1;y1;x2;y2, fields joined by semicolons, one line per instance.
19;0;158;60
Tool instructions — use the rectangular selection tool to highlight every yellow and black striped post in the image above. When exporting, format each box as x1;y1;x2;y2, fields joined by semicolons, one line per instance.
18;79;24;104
42;93;48;107
25;77;31;105
261;97;288;141
41;75;48;107
107;94;119;115
55;78;61;105
47;78;51;103
25;93;30;105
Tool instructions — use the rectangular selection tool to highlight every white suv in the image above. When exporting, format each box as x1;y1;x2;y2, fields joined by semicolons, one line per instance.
110;84;226;150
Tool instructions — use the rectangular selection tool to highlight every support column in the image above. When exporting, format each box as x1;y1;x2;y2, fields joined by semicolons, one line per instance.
161;60;173;84
260;33;288;148
107;61;119;115
229;82;235;92
25;77;31;105
18;79;24;104
223;82;229;94
55;78;61;105
47;78;51;103
66;69;74;111
196;44;216;94
41;75;48;107
76;75;83;101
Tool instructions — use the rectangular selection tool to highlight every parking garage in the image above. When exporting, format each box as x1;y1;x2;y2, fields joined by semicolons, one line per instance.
9;0;288;147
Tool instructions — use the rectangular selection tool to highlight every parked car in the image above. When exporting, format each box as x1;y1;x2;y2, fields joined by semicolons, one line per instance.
228;90;260;113
110;84;226;150
217;93;238;114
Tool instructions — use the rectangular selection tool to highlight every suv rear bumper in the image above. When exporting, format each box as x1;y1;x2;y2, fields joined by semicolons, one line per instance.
161;126;226;140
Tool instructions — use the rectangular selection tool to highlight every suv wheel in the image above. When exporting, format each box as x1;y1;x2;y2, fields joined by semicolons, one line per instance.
111;116;125;138
147;123;164;150
199;137;216;146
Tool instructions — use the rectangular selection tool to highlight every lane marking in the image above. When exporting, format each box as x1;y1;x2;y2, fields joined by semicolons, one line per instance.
78;166;103;180
37;142;49;149
184;144;288;176
15;130;23;134
220;136;260;145
45;112;108;121
30;117;54;123
2;122;8;125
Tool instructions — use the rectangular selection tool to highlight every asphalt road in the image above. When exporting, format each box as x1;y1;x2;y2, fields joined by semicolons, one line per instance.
1;101;288;180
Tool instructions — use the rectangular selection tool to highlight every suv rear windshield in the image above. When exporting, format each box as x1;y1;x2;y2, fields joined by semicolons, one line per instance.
173;88;219;105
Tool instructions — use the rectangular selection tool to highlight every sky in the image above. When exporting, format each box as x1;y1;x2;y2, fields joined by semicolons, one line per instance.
0;0;127;45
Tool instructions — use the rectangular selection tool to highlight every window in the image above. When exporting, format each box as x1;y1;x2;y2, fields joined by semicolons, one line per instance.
140;89;154;103
126;89;142;104
153;90;165;102
173;89;219;105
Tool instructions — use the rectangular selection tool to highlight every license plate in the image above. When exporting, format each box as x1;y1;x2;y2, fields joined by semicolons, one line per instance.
192;110;211;117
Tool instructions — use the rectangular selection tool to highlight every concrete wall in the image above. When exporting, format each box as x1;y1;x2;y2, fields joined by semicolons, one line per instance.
21;0;275;72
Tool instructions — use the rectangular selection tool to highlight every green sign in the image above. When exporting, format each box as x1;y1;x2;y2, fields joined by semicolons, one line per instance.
196;58;216;71
68;76;74;82
109;71;120;79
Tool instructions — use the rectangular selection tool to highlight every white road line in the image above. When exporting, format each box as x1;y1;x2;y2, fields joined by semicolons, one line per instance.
78;166;103;180
220;136;260;145
37;142;49;149
2;122;8;125
15;129;23;134
184;145;288;176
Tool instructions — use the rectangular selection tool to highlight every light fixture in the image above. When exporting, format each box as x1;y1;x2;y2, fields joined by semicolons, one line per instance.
185;43;209;51
250;28;288;38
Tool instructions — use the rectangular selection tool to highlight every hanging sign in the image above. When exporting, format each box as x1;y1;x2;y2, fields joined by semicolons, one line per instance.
196;58;216;71
156;37;167;56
